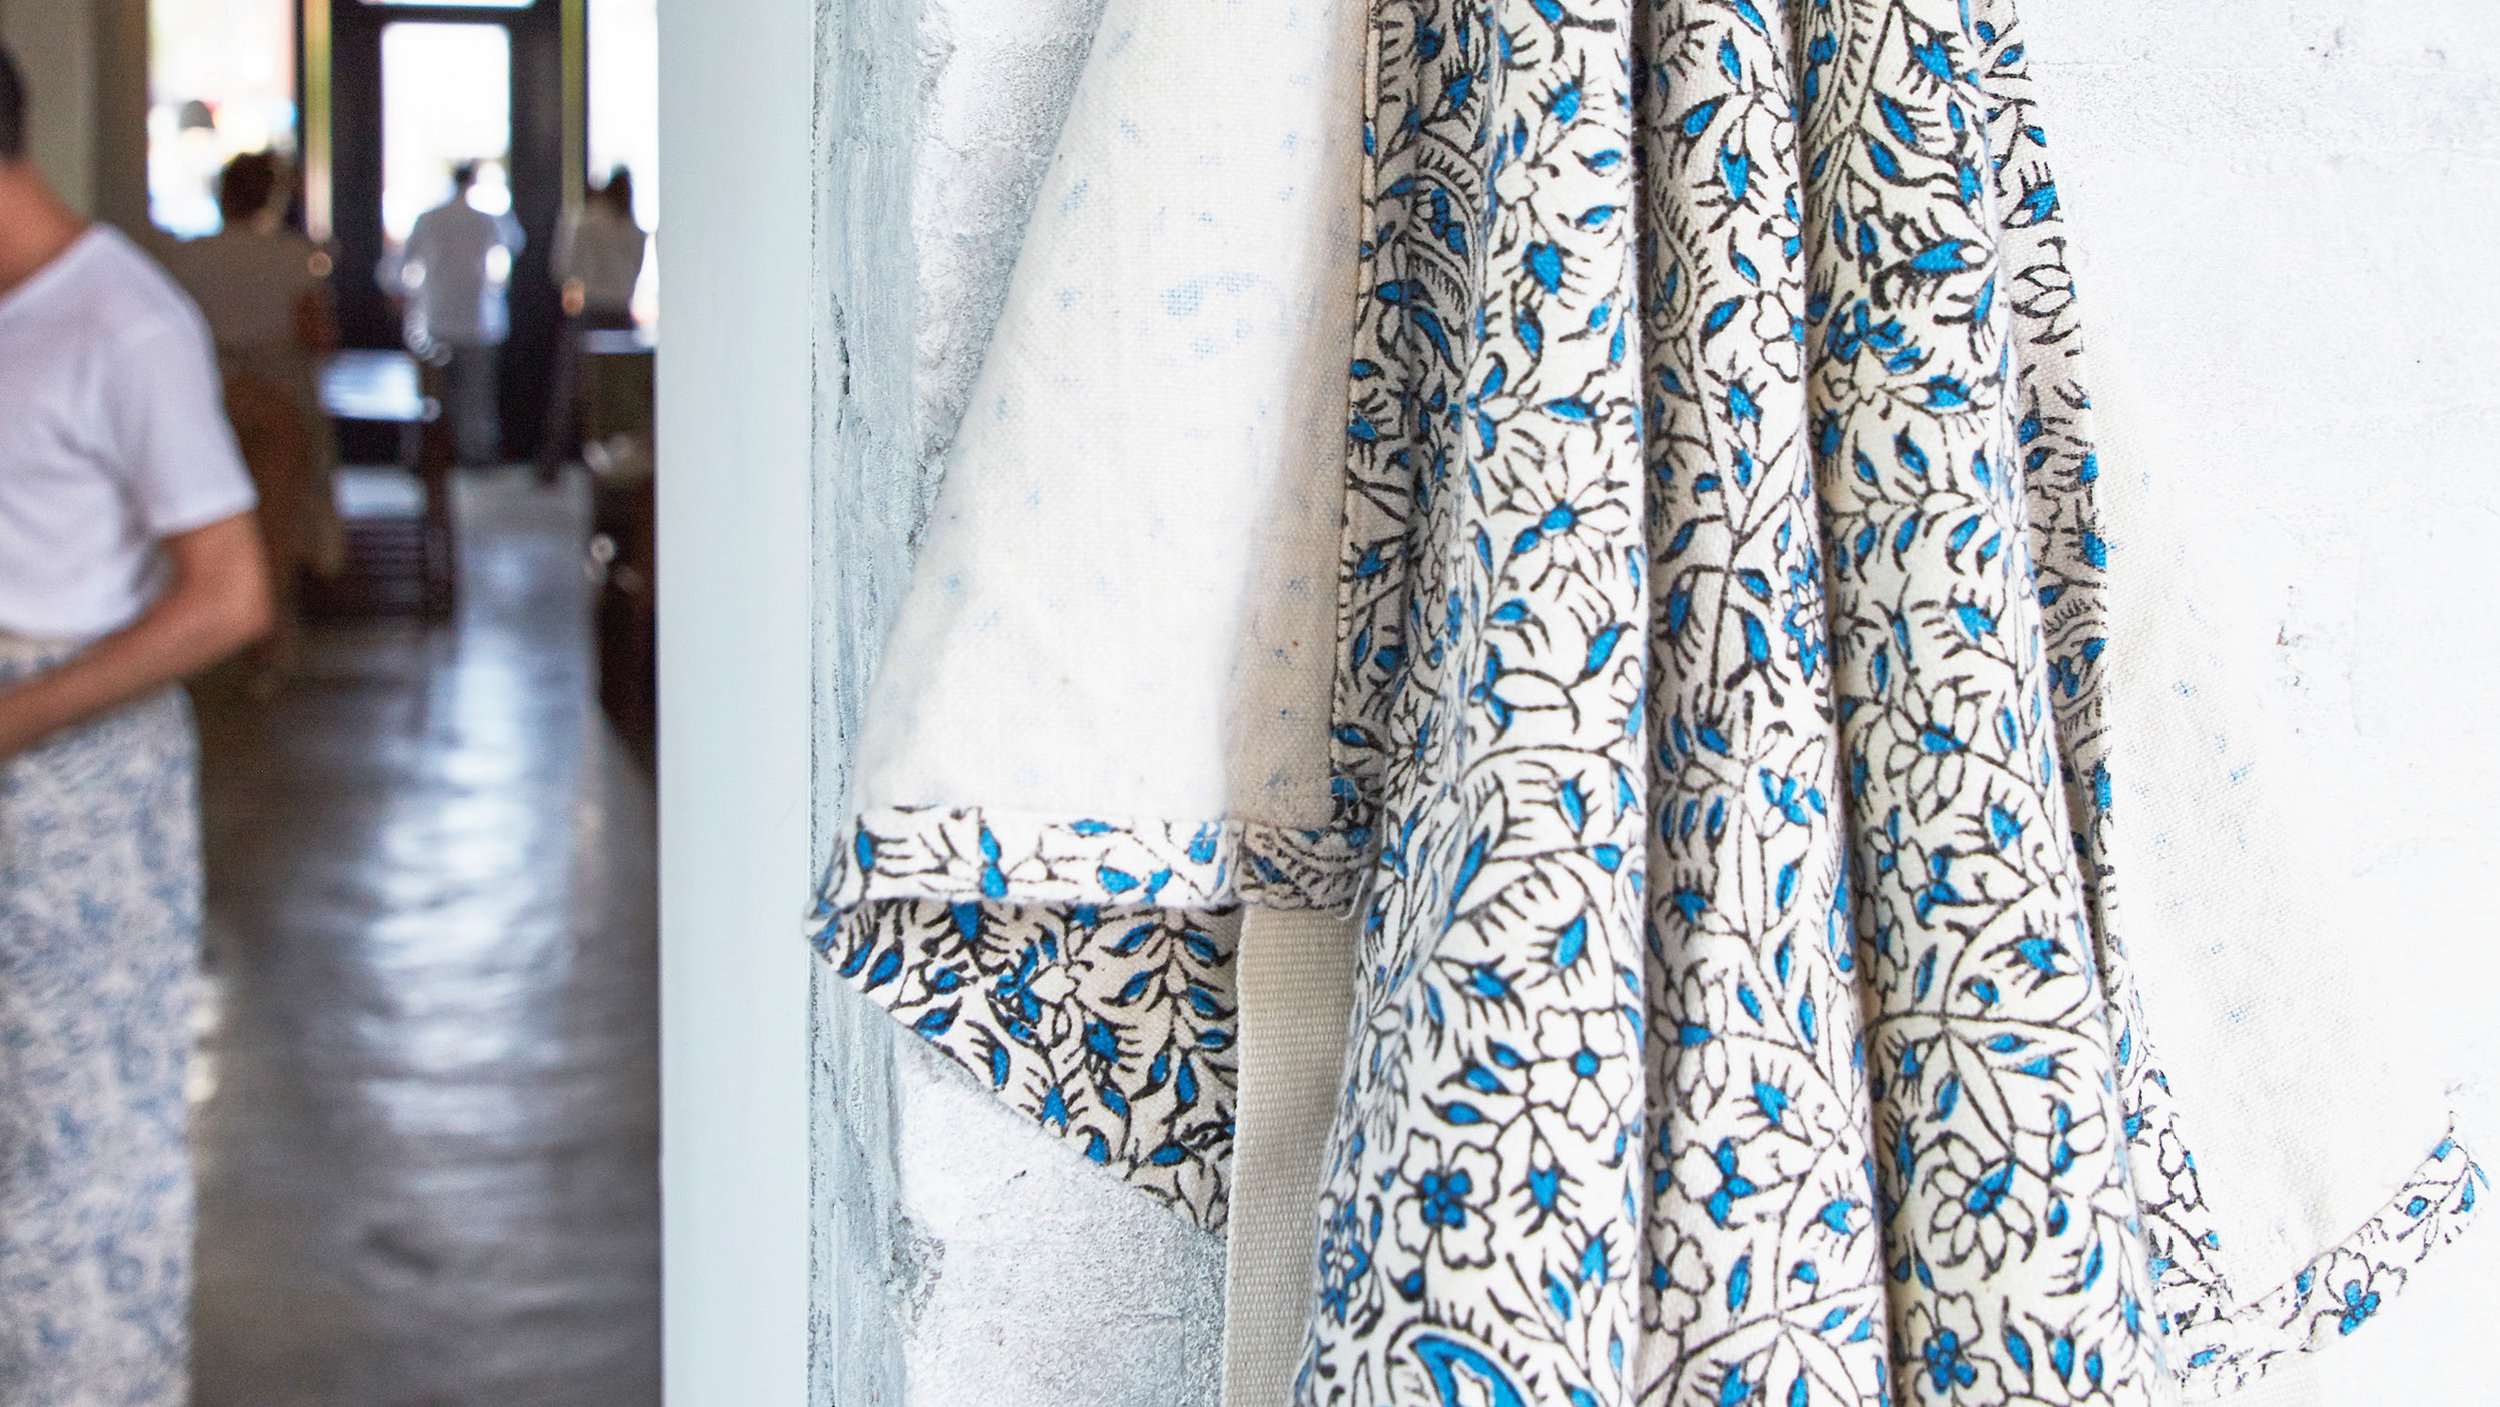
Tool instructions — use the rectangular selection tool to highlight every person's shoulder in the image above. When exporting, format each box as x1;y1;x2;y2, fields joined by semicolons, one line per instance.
234;227;315;257
182;228;316;289
241;227;319;272
164;228;237;278
62;231;225;374
415;201;492;236
62;228;210;345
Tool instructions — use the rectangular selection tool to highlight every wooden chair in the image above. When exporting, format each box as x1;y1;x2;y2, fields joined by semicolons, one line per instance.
306;350;458;621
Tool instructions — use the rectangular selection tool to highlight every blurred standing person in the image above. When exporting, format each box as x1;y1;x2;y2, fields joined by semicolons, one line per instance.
560;166;645;335
392;161;522;464
171;151;344;686
538;166;646;481
0;46;272;1406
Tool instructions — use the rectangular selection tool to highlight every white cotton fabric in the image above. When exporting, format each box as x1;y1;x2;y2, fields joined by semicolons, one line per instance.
2217;1362;2324;1407
398;199;523;347
2091;329;2457;1312
1223;908;1358;1407
845;0;1363;837
0;227;256;640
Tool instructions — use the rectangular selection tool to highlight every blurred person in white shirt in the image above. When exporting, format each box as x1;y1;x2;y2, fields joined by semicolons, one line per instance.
390;161;523;464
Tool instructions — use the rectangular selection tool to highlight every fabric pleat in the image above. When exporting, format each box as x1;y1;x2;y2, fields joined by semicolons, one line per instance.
1309;0;1654;1402
1797;0;2163;1398
1635;1;1885;1400
1300;1;2164;1402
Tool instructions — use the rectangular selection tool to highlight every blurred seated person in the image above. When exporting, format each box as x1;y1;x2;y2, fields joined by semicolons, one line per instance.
539;167;647;480
170;151;342;686
0;43;271;1406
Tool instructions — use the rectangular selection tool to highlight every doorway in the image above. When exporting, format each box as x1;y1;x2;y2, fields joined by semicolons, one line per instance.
325;0;568;462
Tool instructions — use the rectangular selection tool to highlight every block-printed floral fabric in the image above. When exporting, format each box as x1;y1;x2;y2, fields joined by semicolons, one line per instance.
821;898;1246;1225
813;0;2486;1399
1961;0;2232;1381
1794;0;2167;1397
2174;1133;2484;1401
1300;0;2174;1399
1311;2;1657;1402
1635;1;1887;1401
826;806;1372;916
0;645;197;1407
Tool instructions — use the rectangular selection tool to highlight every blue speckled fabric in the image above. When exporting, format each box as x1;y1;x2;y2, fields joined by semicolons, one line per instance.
0;640;196;1407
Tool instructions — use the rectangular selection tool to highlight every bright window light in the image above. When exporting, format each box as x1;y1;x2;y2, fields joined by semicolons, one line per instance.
146;0;295;238
588;0;659;328
379;22;512;245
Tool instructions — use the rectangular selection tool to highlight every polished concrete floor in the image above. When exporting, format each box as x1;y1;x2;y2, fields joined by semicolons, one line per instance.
191;469;660;1406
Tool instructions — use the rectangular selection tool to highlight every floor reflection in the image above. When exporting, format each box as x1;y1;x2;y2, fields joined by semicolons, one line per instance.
191;469;659;1406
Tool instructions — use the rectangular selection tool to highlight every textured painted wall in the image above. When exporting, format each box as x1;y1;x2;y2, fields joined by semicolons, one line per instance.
811;2;2499;1401
809;1;1224;1403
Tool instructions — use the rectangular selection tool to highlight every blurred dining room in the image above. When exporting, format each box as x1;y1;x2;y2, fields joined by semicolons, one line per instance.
0;0;660;1401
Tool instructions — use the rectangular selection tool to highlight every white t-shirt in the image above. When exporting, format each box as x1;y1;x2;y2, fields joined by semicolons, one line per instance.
398;198;523;346
0;226;258;640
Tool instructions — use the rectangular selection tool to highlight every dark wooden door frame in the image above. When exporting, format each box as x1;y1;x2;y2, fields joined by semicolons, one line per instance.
322;0;576;463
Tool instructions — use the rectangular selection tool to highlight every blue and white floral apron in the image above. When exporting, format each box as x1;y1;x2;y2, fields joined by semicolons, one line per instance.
0;634;196;1407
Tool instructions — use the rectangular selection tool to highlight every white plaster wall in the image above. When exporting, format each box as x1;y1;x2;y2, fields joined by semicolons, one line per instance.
809;2;2500;1401
810;2;1225;1404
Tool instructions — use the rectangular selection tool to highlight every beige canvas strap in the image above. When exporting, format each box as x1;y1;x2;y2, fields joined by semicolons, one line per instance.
1221;907;1358;1407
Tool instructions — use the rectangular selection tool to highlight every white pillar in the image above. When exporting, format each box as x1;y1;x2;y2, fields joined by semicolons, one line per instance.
662;0;1225;1401
655;0;815;1402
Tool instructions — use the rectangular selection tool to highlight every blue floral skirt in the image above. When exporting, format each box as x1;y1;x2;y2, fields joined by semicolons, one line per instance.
0;638;197;1406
